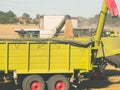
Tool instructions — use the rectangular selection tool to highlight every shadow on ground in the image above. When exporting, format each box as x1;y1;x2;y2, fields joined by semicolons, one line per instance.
0;69;120;90
76;69;120;90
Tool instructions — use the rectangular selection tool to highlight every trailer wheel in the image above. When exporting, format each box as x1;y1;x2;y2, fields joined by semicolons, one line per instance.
0;72;4;82
22;75;45;90
47;75;70;90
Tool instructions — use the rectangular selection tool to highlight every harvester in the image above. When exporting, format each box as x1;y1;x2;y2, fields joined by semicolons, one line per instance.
0;0;119;90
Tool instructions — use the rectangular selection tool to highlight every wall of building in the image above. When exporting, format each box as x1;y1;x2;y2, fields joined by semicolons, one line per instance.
40;15;78;30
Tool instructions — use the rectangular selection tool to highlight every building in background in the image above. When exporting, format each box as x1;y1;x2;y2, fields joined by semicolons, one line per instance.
39;15;78;30
15;15;79;38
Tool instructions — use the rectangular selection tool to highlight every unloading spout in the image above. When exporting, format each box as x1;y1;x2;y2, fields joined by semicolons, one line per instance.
94;0;118;48
53;15;73;37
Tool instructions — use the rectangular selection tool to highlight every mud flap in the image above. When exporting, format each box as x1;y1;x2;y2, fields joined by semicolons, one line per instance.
105;55;120;68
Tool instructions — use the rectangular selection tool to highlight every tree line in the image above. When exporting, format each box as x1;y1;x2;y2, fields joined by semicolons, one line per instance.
0;10;39;24
88;13;120;26
0;10;120;26
0;10;18;24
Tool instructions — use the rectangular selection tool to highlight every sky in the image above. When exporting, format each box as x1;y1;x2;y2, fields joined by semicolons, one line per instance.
0;0;120;18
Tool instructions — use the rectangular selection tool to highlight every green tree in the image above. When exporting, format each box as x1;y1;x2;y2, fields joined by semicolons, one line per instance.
36;14;40;19
0;15;9;24
9;17;18;24
0;11;5;16
22;13;30;20
105;14;120;26
0;10;18;24
88;14;99;24
22;13;31;24
6;10;16;17
88;13;120;26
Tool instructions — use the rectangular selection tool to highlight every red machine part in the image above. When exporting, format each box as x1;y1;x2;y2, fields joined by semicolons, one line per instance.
55;81;66;90
30;81;41;90
105;0;119;17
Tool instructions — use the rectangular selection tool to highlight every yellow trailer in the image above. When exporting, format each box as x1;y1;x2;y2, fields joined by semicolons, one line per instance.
0;40;92;74
0;0;119;90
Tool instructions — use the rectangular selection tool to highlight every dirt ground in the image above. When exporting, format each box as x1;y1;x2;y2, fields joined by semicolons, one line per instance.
0;24;38;39
78;64;120;90
0;24;120;90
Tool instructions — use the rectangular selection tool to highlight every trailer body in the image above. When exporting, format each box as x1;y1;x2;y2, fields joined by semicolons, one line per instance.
0;40;92;74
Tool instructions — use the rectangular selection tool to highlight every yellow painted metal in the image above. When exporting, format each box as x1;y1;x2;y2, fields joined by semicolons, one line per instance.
0;41;92;74
0;43;7;73
0;0;118;76
95;0;107;48
8;43;28;73
97;37;120;58
71;35;120;59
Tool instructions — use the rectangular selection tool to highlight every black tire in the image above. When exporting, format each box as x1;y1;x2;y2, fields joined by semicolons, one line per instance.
47;75;70;90
22;75;45;90
0;72;4;82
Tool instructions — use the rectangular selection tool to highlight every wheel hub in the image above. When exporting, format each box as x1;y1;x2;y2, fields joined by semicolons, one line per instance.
55;81;66;90
31;81;41;90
